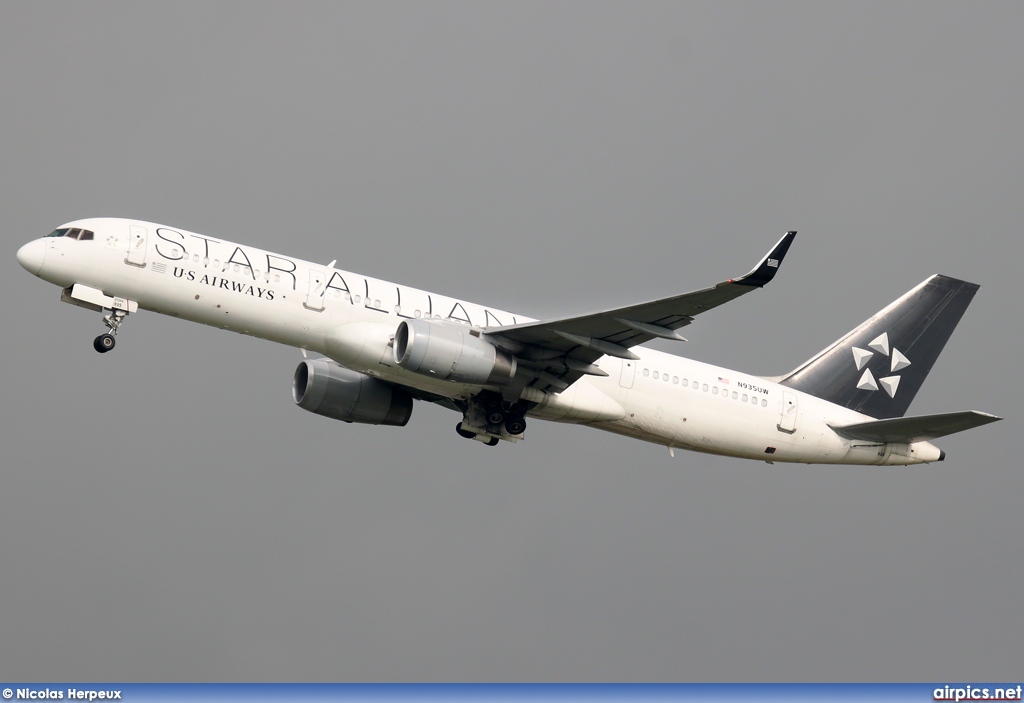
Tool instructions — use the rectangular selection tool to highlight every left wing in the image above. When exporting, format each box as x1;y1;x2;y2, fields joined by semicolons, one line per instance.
485;231;796;393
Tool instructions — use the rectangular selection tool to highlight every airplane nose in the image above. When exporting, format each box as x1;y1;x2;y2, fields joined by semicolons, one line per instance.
17;239;46;275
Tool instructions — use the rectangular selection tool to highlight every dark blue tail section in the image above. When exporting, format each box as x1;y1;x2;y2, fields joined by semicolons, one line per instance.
778;275;979;418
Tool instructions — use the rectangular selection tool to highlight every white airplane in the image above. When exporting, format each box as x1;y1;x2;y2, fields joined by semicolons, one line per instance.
17;219;1000;464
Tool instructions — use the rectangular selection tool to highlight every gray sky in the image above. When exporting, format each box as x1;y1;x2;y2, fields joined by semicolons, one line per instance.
1;0;1021;681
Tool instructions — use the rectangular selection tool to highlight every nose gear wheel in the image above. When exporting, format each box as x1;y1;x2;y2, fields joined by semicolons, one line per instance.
93;334;116;353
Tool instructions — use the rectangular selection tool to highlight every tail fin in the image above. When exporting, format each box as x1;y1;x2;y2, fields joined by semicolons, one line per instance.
778;275;979;418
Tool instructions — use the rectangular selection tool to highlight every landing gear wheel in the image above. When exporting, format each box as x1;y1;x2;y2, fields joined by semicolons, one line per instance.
456;423;476;439
94;307;129;354
486;405;505;425
485;437;500;447
94;334;116;353
504;415;526;435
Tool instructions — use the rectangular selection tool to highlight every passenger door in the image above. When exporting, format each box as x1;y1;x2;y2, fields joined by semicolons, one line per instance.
125;224;147;267
778;391;798;433
304;269;326;311
618;359;636;389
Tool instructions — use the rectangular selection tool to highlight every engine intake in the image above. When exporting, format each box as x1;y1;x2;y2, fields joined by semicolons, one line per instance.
393;318;516;386
293;359;413;426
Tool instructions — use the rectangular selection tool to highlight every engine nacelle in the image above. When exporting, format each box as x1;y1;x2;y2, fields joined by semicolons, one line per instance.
293;359;413;426
393;318;516;386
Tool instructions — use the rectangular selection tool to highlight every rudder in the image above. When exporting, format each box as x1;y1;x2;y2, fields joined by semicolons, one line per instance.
778;275;979;418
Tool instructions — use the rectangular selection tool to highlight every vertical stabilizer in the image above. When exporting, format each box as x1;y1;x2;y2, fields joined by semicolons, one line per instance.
778;275;978;418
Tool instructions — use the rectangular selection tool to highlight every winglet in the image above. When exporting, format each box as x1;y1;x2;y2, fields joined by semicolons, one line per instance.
733;231;797;288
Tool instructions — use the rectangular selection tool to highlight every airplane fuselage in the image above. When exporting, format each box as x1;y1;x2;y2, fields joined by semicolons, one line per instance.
17;218;945;465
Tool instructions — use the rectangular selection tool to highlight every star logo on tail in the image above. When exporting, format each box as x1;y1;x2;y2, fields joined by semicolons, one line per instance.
851;332;911;398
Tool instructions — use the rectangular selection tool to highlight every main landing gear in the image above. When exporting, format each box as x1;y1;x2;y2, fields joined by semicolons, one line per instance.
456;394;529;447
457;423;500;446
93;308;128;354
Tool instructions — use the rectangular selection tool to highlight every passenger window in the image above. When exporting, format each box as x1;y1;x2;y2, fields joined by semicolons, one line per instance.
702;384;708;392
742;394;748;402
691;380;698;389
732;391;738;399
712;387;718;395
761;399;768;407
653;371;659;380
673;376;678;384
643;369;650;377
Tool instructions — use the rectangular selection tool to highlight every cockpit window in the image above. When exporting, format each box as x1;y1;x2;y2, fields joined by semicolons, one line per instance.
46;228;95;240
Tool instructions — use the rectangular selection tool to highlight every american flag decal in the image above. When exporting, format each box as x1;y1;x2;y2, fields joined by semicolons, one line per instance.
152;262;167;274
767;258;779;268
718;376;730;384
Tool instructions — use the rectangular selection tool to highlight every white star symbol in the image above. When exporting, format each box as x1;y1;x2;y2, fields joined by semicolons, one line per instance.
851;332;911;398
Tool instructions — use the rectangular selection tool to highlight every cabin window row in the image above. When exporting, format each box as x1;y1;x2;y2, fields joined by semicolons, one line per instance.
641;368;768;407
320;289;479;322
327;290;450;319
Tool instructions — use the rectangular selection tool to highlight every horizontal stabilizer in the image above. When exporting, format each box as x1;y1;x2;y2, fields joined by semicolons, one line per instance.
829;411;1001;443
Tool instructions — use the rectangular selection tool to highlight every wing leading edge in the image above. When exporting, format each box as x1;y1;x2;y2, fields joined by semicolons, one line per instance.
485;231;796;393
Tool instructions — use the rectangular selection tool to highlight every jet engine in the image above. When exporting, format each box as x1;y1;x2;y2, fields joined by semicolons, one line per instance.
393;318;516;386
293;359;413;426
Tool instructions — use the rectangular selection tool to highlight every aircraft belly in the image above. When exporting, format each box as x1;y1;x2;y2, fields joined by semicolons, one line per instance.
600;385;856;463
523;380;626;424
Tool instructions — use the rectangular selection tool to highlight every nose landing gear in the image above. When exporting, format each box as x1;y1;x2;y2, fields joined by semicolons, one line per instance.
93;308;128;354
59;285;137;355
